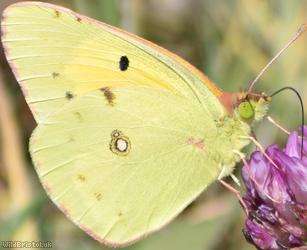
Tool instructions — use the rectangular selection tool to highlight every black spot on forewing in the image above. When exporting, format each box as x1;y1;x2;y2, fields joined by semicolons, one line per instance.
76;16;82;22
119;56;129;71
52;72;60;78
65;91;74;100
100;87;115;106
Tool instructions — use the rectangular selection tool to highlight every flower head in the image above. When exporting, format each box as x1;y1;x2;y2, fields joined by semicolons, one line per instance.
242;126;307;249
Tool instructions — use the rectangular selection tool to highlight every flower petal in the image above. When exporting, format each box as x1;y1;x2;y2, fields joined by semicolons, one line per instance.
243;220;279;249
278;153;307;204
285;126;307;165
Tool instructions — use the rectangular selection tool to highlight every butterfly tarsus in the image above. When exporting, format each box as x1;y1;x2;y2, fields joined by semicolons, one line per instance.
267;116;290;135
239;136;280;170
218;166;247;215
230;174;241;187
233;150;279;203
218;179;249;217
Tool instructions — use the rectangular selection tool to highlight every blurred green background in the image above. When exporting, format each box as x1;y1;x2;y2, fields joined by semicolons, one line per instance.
0;1;306;250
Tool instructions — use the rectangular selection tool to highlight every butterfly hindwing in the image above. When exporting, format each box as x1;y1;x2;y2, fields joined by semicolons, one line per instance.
30;86;221;245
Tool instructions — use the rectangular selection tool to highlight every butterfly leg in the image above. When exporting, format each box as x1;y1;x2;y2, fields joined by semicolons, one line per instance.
230;174;241;187
267;116;290;135
239;135;280;170
233;150;279;203
218;166;249;216
218;178;249;216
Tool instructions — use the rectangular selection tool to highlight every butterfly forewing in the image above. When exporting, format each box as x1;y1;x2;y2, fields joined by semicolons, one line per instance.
1;2;224;123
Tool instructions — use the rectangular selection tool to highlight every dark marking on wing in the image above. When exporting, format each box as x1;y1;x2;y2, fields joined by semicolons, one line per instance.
187;137;205;150
52;72;60;78
54;10;60;18
119;56;129;71
68;136;75;142
100;87;115;106
76;16;82;22
73;112;83;122
77;174;86;182
94;192;102;201
65;91;74;100
111;130;121;138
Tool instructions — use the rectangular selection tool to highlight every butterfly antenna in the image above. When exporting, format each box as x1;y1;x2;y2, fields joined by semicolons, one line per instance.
270;87;305;159
248;23;306;92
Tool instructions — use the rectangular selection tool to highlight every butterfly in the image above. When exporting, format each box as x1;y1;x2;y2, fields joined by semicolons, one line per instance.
1;1;279;246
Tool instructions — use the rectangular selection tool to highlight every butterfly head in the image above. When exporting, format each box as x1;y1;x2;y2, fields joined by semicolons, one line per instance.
219;91;271;124
236;92;271;123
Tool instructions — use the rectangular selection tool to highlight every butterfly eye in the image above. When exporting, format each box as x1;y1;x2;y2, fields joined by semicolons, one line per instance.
238;101;255;120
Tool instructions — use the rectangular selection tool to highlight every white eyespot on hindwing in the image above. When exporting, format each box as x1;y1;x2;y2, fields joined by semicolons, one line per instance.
109;130;131;156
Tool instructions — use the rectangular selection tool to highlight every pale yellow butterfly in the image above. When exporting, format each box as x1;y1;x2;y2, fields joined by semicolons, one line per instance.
1;2;272;246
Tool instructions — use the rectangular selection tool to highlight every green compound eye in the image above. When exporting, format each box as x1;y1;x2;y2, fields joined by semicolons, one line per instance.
238;101;255;120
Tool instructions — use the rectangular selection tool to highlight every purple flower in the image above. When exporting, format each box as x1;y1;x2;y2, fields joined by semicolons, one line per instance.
242;126;307;250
